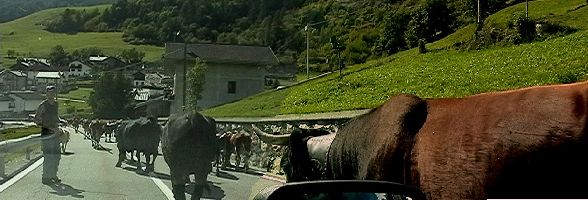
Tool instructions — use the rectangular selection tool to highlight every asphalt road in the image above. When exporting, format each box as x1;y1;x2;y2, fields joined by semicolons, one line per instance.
0;126;283;200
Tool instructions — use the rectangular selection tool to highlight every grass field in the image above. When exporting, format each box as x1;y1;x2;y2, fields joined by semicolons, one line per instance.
430;0;588;50
203;0;588;117
58;99;91;116
0;126;41;141
59;87;93;101
0;5;164;67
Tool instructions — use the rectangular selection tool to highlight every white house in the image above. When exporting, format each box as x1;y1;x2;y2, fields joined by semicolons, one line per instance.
7;91;44;113
67;61;93;77
35;72;65;92
0;95;15;113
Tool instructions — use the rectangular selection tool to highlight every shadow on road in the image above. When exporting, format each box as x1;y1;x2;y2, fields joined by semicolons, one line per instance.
48;182;85;198
94;146;113;154
61;152;75;156
186;181;225;200
121;166;172;180
219;167;264;176
215;171;239;180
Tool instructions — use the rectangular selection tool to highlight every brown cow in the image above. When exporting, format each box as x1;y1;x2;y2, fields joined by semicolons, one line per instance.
253;81;588;199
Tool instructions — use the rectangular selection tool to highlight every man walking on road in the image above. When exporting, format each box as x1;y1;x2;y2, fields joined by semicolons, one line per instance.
35;86;62;184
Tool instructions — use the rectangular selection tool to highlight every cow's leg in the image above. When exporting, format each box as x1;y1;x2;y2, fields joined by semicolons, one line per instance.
171;170;187;200
244;152;250;171
236;146;242;169
222;148;231;169
145;152;152;172
149;152;157;172
116;148;125;167
135;150;142;172
191;184;205;200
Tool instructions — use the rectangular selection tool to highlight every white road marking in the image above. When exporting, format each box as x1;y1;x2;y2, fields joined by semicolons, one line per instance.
151;175;219;200
150;176;175;200
0;157;43;192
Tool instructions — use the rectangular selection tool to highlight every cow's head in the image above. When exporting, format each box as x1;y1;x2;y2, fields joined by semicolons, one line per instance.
252;94;428;183
251;125;335;182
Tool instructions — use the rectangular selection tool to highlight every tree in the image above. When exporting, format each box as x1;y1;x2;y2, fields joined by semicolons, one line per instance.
88;71;134;119
48;45;70;67
6;50;16;58
186;58;207;110
120;48;146;64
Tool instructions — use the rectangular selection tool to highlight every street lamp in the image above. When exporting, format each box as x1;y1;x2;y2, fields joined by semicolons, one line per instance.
305;24;309;80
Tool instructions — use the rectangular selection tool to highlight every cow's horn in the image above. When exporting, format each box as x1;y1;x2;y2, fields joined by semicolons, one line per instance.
251;125;290;145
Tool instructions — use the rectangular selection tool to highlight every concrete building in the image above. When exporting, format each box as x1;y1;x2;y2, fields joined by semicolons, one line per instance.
7;91;44;114
0;70;27;92
164;43;280;113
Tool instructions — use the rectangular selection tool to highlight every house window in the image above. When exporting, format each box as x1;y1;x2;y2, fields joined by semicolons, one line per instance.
8;102;15;108
227;81;236;94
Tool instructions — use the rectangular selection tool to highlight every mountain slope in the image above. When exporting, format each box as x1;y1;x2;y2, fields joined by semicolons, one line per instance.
0;0;114;22
0;5;163;66
202;0;588;117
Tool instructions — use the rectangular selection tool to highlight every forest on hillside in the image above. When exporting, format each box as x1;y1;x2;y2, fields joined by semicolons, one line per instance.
44;0;521;71
0;0;114;22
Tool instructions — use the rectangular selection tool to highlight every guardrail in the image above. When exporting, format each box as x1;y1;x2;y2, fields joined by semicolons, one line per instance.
0;133;43;182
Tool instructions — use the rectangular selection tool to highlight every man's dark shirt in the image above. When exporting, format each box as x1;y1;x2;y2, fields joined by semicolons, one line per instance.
35;99;59;136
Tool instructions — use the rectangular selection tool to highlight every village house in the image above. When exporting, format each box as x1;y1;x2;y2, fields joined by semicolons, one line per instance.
88;56;126;71
133;71;146;87
7;91;44;114
0;95;16;117
35;72;66;92
164;43;283;112
66;61;93;78
0;70;27;92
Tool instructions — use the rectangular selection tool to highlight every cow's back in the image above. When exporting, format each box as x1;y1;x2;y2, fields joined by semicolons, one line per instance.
162;112;217;170
413;82;588;199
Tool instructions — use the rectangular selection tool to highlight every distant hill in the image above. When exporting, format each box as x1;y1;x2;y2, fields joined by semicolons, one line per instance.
0;5;163;67
0;0;115;22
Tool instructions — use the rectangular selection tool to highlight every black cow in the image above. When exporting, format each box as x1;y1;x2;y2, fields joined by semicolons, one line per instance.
115;117;162;172
162;111;218;200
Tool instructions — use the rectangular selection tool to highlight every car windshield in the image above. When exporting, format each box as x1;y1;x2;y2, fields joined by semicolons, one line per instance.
1;0;588;200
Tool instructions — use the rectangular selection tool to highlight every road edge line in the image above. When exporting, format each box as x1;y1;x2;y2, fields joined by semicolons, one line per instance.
0;157;43;192
151;175;174;200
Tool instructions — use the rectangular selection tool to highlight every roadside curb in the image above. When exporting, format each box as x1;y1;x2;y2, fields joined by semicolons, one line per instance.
260;173;286;183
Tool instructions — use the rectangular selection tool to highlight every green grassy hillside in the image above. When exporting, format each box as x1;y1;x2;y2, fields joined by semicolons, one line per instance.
0;5;163;66
203;0;588;117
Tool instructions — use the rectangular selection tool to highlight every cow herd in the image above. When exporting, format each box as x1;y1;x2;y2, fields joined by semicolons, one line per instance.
64;112;257;200
58;81;588;200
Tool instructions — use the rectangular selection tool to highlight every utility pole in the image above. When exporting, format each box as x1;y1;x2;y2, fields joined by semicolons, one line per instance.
183;42;187;112
477;0;481;24
526;0;529;18
305;24;309;80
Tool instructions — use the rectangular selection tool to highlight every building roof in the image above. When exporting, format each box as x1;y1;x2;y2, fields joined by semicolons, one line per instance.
165;43;280;66
0;95;14;101
9;91;44;100
69;61;92;68
23;58;50;66
36;72;62;79
89;56;109;62
0;70;27;77
133;71;146;81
